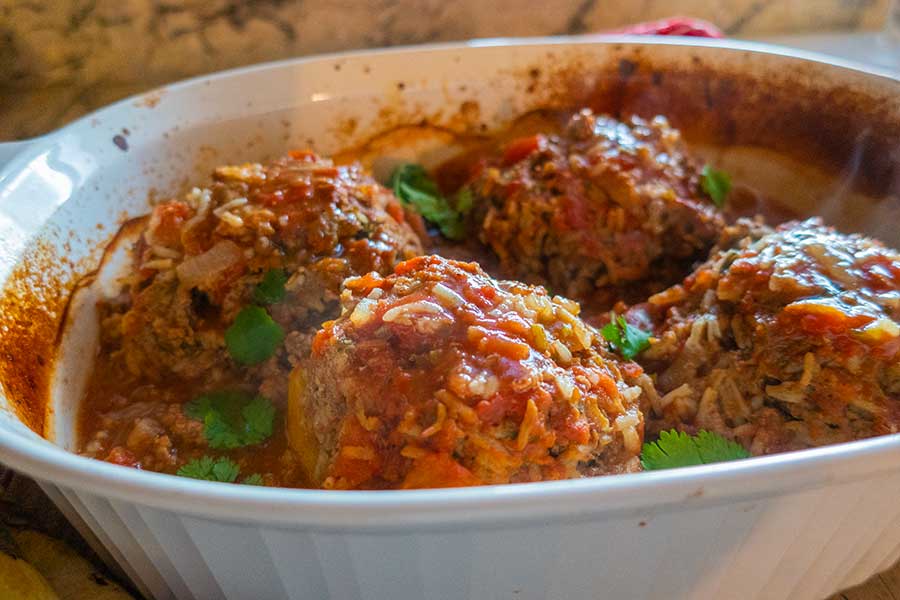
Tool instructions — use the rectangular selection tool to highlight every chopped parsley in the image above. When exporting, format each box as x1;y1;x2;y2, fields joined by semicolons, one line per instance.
177;456;239;482
254;269;288;304
700;164;732;208
641;430;750;471
185;391;275;449
225;305;284;365
176;456;265;485
241;473;265;486
455;185;474;214
600;314;651;359
389;163;473;240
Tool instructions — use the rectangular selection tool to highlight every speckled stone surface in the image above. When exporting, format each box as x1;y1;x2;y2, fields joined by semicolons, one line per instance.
0;0;892;139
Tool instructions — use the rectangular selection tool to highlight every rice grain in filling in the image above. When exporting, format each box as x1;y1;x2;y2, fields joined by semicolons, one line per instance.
78;151;423;478
289;255;647;489
118;151;423;380
634;218;900;455
469;108;724;306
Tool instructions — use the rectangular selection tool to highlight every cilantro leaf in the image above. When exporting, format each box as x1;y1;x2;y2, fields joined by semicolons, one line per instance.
640;431;702;470
176;456;240;483
240;396;276;446
600;321;622;348
176;457;266;486
641;430;750;471
600;314;650;359
203;411;243;449
389;163;472;241
700;164;731;208
225;306;284;365
242;473;265;486
455;185;474;213
183;395;213;421
694;430;751;464
184;391;276;449
211;457;241;482
254;269;288;304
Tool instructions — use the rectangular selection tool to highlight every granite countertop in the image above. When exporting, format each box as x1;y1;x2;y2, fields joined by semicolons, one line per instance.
0;0;893;140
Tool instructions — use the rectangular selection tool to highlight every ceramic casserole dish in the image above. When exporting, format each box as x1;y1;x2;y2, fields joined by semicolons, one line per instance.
0;37;898;600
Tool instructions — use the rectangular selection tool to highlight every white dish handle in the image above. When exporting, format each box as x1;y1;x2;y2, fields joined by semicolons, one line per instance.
0;139;38;168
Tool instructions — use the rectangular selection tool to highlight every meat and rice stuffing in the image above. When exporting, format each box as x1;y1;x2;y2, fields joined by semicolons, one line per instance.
635;218;900;455
470;108;724;304
80;151;422;476
116;150;422;380
288;256;647;489
75;106;900;488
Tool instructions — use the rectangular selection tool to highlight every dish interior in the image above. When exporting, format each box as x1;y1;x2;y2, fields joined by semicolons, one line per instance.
0;40;897;493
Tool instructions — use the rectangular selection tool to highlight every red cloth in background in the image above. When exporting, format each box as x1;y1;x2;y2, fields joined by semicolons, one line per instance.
610;17;724;38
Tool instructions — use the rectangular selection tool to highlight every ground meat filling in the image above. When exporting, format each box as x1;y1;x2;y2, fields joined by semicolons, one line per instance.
636;218;900;454
289;255;646;490
80;152;423;475
471;109;724;305
119;151;423;380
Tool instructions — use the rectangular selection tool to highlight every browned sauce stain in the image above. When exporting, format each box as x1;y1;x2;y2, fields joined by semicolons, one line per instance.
501;46;899;198
618;58;637;78
0;240;72;435
192;145;221;178
329;97;492;154
456;101;481;132
336;117;358;139
331;122;488;167
135;89;165;109
58;217;147;445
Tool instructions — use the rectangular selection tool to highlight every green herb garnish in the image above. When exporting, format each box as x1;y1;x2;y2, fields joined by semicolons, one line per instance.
455;185;474;214
225;305;284;365
389;163;472;240
600;314;651;359
185;391;275;449
700;164;731;208
241;473;265;486
177;456;266;485
254;269;288;304
641;430;750;471
177;456;240;482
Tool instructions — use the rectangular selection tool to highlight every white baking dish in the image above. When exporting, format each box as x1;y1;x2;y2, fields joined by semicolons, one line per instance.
0;37;898;600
